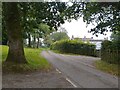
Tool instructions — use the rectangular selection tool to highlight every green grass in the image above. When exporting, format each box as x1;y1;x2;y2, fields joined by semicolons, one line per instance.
1;45;51;73
94;60;119;77
1;45;8;61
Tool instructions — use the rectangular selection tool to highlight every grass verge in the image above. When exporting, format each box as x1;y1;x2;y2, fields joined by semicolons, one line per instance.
94;60;119;77
1;45;51;73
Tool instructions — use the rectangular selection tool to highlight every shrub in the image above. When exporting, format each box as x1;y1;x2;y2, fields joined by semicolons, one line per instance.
101;40;120;64
50;39;96;56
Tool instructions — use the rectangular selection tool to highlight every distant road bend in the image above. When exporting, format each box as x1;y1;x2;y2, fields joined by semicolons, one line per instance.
41;51;118;88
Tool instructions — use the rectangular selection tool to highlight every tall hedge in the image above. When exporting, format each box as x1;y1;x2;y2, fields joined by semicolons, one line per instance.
101;40;120;64
50;40;96;56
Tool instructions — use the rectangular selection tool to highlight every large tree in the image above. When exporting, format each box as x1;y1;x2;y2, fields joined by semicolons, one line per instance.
3;2;119;64
3;3;27;63
50;28;69;42
2;2;81;63
43;29;69;47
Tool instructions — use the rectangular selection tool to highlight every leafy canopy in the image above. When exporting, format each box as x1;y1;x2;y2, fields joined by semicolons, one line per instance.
82;2;120;36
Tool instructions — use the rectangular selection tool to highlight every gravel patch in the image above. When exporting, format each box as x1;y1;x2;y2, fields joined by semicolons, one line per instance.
2;68;73;88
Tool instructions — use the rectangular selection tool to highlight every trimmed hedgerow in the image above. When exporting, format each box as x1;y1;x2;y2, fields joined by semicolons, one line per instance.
50;40;96;56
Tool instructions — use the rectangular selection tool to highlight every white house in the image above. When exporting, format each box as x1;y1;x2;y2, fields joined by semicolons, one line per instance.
79;36;106;50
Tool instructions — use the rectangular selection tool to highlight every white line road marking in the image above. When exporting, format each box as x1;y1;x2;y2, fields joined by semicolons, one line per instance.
56;68;61;73
66;78;77;88
56;68;77;87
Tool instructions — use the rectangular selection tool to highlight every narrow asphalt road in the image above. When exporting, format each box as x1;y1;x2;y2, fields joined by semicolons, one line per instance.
41;51;118;88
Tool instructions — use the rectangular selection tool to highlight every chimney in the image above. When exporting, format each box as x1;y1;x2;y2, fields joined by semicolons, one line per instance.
91;37;93;40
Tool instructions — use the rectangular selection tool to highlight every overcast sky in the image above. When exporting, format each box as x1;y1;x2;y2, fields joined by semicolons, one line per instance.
61;17;112;40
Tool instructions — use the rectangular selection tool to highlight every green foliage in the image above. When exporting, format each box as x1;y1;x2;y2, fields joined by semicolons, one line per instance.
3;2;120;47
39;23;52;35
2;2;84;47
1;45;50;73
101;40;113;51
50;32;69;42
51;39;96;56
43;28;69;47
18;2;81;32
95;60;119;76
111;31;120;41
43;35;53;47
101;40;120;64
3;2;120;64
111;31;120;50
2;29;8;45
83;2;120;36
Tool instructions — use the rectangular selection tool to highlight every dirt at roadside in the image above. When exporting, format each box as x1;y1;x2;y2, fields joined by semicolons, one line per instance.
2;67;73;88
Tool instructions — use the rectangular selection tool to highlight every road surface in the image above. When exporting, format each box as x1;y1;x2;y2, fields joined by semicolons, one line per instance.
41;51;118;88
3;67;73;88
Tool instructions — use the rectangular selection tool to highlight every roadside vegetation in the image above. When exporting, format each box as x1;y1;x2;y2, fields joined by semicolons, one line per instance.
1;2;120;76
51;37;120;77
1;45;51;73
101;40;119;64
94;32;120;76
94;60;119;77
50;39;96;57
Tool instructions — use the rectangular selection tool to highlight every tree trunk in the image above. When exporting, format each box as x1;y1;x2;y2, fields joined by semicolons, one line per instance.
28;32;31;47
33;33;36;48
4;2;27;63
37;37;39;48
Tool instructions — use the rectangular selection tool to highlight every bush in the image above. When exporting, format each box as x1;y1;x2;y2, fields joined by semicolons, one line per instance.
50;39;96;56
101;40;120;64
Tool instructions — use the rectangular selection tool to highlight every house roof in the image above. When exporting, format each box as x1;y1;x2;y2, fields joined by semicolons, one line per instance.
79;38;103;42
